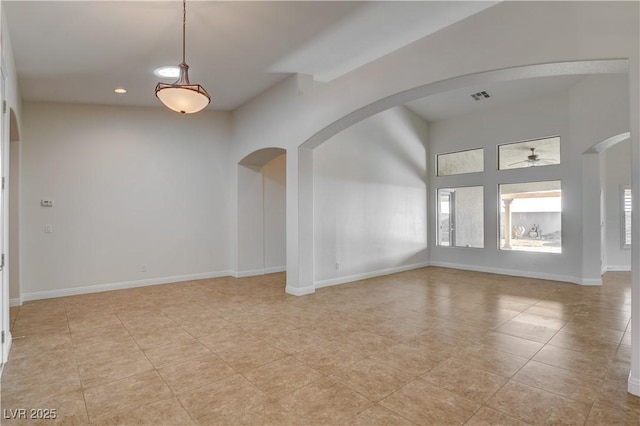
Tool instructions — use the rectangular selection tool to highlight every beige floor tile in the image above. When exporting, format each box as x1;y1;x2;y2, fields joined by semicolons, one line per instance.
371;343;448;376
244;355;323;397
513;360;604;404
265;328;332;354
216;338;286;372
294;340;366;375
1;366;82;407
177;374;269;424
594;378;640;414
67;313;122;333
453;343;529;378
180;317;233;337
548;331;620;358
560;321;625;345
77;348;154;389
487;380;591;424
512;312;568;330
72;335;141;364
587;403;640;425
195;324;258;353
379;377;479;425
83;371;173;421
8;333;73;360
422;357;508;403
276;378;373;424
158;353;236;395
533;344;611;378
1;349;77;382
143;338;212;368
464;406;529;426
12;319;70;337
3;269;635;425
348;404;416;426
1;390;88;425
131;326;195;350
495;319;558;343
119;313;178;335
481;331;544;359
334;330;397;356
330;358;414;401
92;397;194;425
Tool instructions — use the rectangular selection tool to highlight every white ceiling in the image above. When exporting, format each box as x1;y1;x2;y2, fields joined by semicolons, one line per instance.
4;1;498;111
404;74;587;122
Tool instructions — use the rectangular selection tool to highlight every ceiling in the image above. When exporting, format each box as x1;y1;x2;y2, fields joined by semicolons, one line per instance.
4;1;498;111
404;74;587;122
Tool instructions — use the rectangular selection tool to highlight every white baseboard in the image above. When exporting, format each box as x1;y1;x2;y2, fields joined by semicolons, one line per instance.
2;331;11;364
10;297;22;307
285;285;315;296
21;270;233;302
314;261;431;290
234;266;287;278
429;261;602;286
234;269;265;278
605;265;632;272
629;374;640;396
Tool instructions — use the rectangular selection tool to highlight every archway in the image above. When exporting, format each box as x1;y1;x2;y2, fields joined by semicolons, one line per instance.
236;148;287;278
582;132;632;277
8;108;21;306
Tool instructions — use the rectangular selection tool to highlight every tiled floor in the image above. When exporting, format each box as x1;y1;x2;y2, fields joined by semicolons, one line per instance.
1;267;638;425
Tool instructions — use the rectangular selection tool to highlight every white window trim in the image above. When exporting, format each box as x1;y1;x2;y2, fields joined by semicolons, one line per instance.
622;185;632;249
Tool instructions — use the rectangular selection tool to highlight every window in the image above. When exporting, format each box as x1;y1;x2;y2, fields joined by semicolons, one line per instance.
437;148;484;176
499;181;561;253
498;136;560;170
623;186;631;248
437;186;484;248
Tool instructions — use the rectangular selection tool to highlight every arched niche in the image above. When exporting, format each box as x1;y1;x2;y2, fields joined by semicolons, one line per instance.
237;147;287;278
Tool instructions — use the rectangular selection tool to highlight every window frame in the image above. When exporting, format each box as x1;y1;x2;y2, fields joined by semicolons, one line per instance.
497;135;561;171
436;185;484;249
622;185;632;249
498;179;562;254
436;147;484;177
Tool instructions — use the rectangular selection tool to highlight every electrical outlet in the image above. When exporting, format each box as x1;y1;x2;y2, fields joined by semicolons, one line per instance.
141;264;147;272
44;224;53;233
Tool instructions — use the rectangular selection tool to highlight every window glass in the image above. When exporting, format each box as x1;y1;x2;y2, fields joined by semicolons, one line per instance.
437;148;484;176
498;136;560;170
623;187;631;248
437;186;484;248
499;181;561;253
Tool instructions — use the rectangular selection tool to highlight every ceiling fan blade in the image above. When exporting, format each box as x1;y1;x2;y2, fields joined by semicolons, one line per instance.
535;158;558;165
507;160;530;166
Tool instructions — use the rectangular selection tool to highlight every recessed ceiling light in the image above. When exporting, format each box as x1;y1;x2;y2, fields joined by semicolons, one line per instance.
154;66;180;79
114;88;127;94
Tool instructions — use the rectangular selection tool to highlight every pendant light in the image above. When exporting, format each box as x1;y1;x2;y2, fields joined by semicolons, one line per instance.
155;0;210;114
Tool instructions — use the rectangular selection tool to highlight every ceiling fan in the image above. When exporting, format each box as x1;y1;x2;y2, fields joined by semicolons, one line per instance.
508;148;557;167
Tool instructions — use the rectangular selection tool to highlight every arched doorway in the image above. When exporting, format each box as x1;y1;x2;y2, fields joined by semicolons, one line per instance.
237;148;287;278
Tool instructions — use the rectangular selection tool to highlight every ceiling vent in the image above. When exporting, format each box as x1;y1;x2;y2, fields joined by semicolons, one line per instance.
471;91;491;101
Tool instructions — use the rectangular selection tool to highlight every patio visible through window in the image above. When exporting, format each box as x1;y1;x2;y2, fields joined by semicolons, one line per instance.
499;181;561;253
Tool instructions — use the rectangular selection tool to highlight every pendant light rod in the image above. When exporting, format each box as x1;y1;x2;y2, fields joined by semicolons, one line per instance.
182;0;186;64
155;0;211;114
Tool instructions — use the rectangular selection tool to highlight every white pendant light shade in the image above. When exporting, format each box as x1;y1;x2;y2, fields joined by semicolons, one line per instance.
155;0;210;114
155;63;210;114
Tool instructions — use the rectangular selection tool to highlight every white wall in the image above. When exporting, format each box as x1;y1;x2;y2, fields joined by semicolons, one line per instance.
263;154;286;272
428;75;629;284
20;102;232;299
604;138;632;271
313;106;429;286
236;153;286;275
